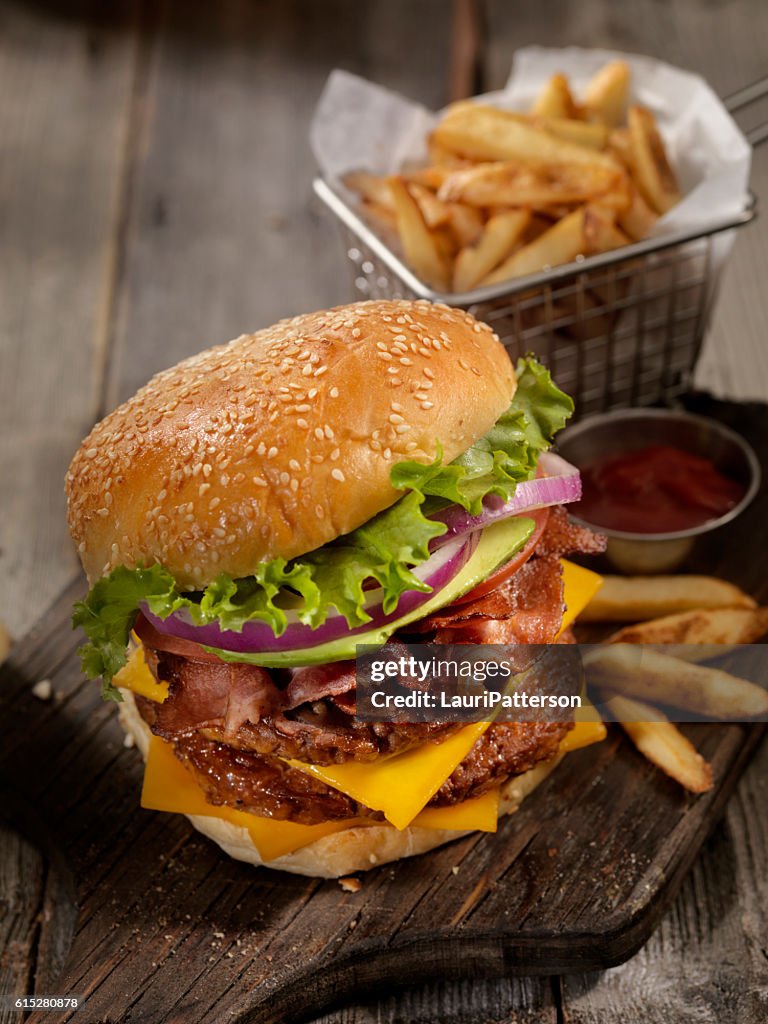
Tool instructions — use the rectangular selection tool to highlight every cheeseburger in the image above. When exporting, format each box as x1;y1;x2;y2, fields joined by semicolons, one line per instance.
67;299;605;877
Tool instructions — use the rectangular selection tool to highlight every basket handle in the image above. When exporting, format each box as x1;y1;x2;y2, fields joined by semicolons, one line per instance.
723;75;768;147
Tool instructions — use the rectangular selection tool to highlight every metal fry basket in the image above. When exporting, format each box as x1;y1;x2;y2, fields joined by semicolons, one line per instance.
313;73;767;418
315;177;755;419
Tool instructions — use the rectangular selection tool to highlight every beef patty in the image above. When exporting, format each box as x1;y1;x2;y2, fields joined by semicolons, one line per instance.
137;696;569;824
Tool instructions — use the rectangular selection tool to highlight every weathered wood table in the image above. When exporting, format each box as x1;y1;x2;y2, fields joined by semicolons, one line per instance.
1;1;766;1021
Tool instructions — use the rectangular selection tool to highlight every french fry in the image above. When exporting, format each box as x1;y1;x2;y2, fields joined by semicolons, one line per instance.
482;207;586;285
453;210;531;292
347;61;681;293
584;645;768;719
432;103;620;170
579;575;756;623
628;105;681;214
537;116;610;150
402;165;451;190
618;185;658;241
408;182;452;228
427;136;473;169
387;177;451;291
343;170;393;209
583;60;631;127
439;160;622;210
583;204;632;254
604;694;713;793
532;72;578;119
361;200;398;236
607;606;768;648
447;202;485;248
607;127;634;169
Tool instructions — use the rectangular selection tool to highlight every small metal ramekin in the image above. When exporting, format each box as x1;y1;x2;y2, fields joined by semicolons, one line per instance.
556;408;761;573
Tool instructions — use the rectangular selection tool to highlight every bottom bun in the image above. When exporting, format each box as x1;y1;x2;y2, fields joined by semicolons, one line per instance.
119;691;562;878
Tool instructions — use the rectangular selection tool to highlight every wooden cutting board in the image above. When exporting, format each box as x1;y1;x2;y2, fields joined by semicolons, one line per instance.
2;395;766;1024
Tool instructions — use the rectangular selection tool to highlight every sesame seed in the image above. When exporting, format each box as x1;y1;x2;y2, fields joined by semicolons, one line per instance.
297;418;308;429
290;479;299;493
330;447;340;461
199;483;211;495
289;459;301;471
253;476;267;486
314;427;324;441
279;471;290;485
377;351;393;361
389;413;404;424
302;364;313;376
399;357;413;366
314;366;328;377
330;387;339;398
324;425;334;439
296;404;311;413
210;496;221;509
395;424;411;434
424;367;435;379
391;402;403;412
267;446;278;458
315;504;325;519
331;468;345;482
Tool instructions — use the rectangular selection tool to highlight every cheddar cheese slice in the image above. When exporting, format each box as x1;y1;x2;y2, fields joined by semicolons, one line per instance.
115;644;169;702
141;734;502;860
559;559;604;635
288;721;491;830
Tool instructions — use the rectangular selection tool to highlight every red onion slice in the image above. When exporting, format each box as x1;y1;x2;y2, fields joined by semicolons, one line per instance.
141;533;477;655
431;451;581;544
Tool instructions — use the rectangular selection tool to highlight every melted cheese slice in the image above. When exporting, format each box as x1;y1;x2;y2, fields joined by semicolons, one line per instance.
559;559;604;635
142;734;357;860
141;734;501;860
288;721;491;830
115;644;169;702
414;787;499;832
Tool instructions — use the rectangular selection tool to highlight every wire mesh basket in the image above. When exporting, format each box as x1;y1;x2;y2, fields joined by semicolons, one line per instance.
314;176;756;419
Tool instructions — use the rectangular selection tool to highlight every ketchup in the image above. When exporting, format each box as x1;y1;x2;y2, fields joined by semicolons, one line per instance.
577;444;745;534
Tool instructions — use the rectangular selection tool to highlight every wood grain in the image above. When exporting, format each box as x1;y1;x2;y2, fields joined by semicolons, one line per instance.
0;0;139;641
104;0;454;408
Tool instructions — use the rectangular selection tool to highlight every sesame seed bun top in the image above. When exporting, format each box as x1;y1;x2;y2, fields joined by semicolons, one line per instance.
66;300;516;589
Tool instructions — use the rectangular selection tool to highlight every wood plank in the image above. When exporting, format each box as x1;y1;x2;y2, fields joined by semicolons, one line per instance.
0;0;139;640
104;0;454;408
483;0;768;404
561;743;768;1024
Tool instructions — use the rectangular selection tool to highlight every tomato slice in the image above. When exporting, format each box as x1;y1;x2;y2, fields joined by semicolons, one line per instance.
449;508;550;606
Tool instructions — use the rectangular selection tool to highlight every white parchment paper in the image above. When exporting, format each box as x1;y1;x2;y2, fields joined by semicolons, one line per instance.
311;46;751;236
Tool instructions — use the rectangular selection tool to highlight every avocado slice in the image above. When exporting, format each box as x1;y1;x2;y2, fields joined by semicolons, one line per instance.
204;516;534;667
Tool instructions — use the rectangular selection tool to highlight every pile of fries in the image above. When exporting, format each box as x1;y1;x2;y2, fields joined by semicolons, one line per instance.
579;575;768;794
344;60;681;294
